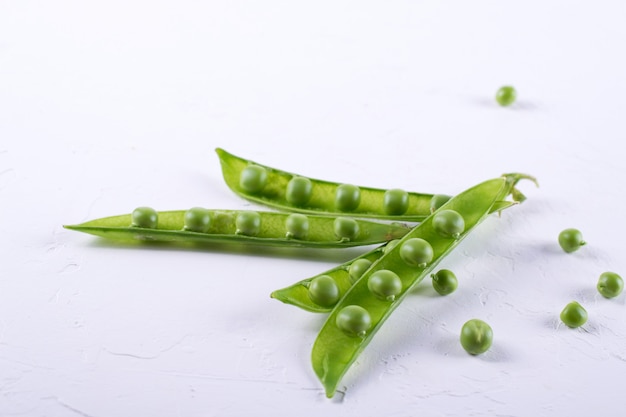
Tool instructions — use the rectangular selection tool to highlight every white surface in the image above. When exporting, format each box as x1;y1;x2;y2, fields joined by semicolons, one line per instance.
1;1;625;416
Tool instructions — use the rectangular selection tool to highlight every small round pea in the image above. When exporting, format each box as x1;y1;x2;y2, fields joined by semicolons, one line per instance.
560;301;588;328
368;270;403;301
336;305;371;337
431;269;458;295
399;238;434;267
348;258;373;284
286;176;313;206
383;188;409;215
235;211;261;236
334;217;360;241
495;86;516;107
183;207;211;233
335;184;361;212
432;209;465;238
558;228;586;253
430;194;451;212
239;165;268;193
597;272;623;299
131;207;158;229
383;239;401;254
308;275;340;307
285;213;309;240
460;319;493;355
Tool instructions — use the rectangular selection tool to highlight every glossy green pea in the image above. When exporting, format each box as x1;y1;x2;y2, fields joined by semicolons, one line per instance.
335;184;361;212
432;209;465;238
286;176;313;206
239;164;268;193
429;194;451;212
496;86;516;107
368;270;402;301
285;213;309;240
131;207;158;228
348;258;373;284
558;228;586;253
431;269;458;295
560;301;587;328
334;217;360;241
335;305;371;337
383;189;409;215
183;207;211;233
597;271;623;298
308;275;340;307
460;319;493;355
399;238;434;267
235;211;261;236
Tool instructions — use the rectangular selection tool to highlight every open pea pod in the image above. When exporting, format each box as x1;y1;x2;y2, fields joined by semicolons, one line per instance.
216;148;439;221
64;209;412;249
310;173;533;397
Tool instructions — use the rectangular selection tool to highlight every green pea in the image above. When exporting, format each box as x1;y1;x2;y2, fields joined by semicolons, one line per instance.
284;213;309;239
183;207;211;233
335;305;371;337
495;86;516;107
235;211;261;236
460;319;493;355
239;165;268;193
383;239;401;254
368;270;402;301
431;269;458;295
597;272;623;298
432;209;465;238
558;228;586;253
399;238;434;267
348;258;373;284
429;194;451;212
308;275;340;307
560;301;587;328
131;207;158;228
286;176;313;206
334;217;360;241
383;188;409;215
335;184;361;212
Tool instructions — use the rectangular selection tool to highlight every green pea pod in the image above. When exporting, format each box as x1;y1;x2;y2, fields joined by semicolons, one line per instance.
64;209;411;249
216;148;436;221
311;173;532;397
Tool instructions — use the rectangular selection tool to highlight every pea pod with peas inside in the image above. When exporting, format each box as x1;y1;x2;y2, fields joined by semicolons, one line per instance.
64;208;412;248
310;173;534;398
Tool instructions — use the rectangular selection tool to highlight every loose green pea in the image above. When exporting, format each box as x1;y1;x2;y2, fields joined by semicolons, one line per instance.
348;258;373;284
335;184;361;212
383;188;409;215
335;305;371;337
239;165;268;193
183;207;211;233
308;275;340;307
460;319;493;355
432;209;465;238
399;238;434;267
558;228;586;253
431;269;458;295
430;194;451;212
496;86;516;107
131;207;158;228
560;301;587;328
235;211;261;236
597;272;623;298
285;213;309;240
334;217;360;241
286;176;313;206
368;270;402;301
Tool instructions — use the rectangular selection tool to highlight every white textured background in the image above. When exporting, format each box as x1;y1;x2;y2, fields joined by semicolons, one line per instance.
1;1;625;416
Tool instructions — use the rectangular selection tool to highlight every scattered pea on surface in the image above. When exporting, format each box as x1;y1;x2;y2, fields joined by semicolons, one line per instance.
597;272;623;298
239;164;268;193
335;305;372;337
367;270;402;301
460;319;493;355
432;209;465;238
286;176;313;206
348;258;373;284
285;213;309;240
496;86;517;107
429;194;452;212
131;207;158;228
383;188;409;215
308;275;340;307
431;269;458;295
335;184;361;212
399;238;434;267
334;217;360;241
235;211;262;236
560;301;588;328
558;228;586;253
183;207;211;233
